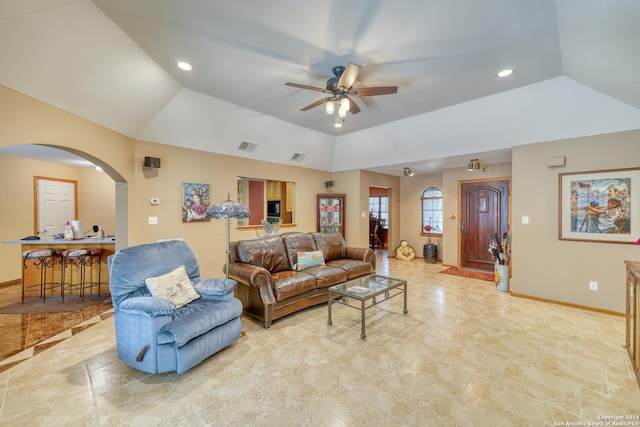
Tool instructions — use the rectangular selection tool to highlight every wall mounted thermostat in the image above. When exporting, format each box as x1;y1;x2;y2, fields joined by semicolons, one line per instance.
150;197;160;205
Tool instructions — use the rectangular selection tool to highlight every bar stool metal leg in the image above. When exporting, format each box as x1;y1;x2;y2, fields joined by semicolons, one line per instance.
21;248;61;304
61;248;103;302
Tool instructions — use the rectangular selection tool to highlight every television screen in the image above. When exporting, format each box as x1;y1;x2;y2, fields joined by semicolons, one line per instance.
267;200;280;217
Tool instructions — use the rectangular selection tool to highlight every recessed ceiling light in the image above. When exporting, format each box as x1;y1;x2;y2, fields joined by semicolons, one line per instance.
497;69;514;78
177;61;193;71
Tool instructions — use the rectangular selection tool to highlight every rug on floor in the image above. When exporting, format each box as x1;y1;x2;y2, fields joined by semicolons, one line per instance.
0;294;111;314
439;267;494;282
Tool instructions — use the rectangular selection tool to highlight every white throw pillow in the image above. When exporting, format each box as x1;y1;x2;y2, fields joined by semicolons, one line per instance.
145;265;200;308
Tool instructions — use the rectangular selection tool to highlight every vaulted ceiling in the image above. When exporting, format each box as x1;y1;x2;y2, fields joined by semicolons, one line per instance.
1;1;639;175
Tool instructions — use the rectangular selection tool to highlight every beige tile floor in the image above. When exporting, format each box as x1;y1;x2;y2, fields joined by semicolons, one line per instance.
0;251;639;426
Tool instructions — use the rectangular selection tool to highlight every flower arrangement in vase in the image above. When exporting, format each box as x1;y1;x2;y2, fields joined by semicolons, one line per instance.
489;233;511;265
489;233;511;292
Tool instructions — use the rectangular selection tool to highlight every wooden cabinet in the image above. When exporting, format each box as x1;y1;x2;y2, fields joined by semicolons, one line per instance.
625;260;640;387
317;194;345;237
266;180;282;200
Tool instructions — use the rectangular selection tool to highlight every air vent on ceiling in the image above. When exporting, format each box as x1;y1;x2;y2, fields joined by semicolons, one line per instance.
237;141;257;153
290;153;306;162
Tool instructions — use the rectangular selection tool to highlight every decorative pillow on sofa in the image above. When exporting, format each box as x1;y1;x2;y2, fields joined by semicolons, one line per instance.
145;265;200;308
296;250;325;270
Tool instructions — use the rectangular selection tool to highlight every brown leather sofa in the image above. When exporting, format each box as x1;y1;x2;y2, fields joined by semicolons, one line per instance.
228;232;375;328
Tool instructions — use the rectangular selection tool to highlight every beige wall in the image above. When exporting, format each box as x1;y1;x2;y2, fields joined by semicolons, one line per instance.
131;140;333;278
78;167;117;236
512;130;640;313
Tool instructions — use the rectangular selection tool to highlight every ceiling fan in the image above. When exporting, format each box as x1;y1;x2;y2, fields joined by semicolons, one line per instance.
285;63;398;115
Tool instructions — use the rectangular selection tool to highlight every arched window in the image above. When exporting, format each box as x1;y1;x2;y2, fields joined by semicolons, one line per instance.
421;187;442;235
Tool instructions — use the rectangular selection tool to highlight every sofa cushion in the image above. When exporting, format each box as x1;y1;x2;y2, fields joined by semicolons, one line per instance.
282;232;317;268
270;271;317;301
157;298;243;347
145;265;200;308
236;235;290;273
300;265;348;288
296;250;325;270
327;259;374;279
312;233;346;262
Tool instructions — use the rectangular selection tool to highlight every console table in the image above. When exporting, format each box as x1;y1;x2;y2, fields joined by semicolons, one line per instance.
625;260;640;387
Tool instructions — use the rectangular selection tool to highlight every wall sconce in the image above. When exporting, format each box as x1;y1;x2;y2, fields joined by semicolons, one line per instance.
403;167;414;177
467;159;481;171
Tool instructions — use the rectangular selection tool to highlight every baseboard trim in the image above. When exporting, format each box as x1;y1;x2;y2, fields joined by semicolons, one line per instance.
510;292;624;317
0;279;20;289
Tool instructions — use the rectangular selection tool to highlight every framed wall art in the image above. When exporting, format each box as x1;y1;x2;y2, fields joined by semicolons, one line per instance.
559;167;639;243
182;183;210;222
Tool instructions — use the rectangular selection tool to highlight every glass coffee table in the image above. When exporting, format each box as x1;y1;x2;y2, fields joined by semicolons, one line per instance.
327;274;407;339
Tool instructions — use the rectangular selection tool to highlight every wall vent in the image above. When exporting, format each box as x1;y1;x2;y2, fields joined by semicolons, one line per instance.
238;141;258;152
290;153;306;162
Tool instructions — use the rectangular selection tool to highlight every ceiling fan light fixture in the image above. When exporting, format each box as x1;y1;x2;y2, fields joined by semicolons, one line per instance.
338;108;347;118
339;97;350;113
497;68;514;78
325;100;334;114
334;117;344;128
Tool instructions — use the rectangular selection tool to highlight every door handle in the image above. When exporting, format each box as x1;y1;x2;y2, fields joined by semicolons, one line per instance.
460;222;466;232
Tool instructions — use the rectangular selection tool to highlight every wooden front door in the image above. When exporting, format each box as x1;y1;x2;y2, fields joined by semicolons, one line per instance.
460;179;510;271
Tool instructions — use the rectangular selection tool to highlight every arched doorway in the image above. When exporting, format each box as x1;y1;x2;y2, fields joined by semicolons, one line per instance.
0;144;128;251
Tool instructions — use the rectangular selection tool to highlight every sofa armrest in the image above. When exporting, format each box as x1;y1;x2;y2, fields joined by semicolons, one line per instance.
118;296;176;317
195;278;237;301
346;247;376;271
227;262;272;290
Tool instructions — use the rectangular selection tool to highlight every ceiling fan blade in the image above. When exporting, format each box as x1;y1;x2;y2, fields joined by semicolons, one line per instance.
351;86;398;96
300;97;329;111
285;82;328;93
346;96;361;114
337;63;361;90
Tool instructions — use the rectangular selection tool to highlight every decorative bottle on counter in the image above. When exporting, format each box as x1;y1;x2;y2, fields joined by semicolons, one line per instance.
64;222;74;240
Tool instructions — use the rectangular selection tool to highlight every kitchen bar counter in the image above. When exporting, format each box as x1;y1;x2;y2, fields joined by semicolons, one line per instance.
2;237;115;245
2;238;116;298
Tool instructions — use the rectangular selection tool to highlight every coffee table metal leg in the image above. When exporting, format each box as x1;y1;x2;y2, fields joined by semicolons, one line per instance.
360;299;366;339
403;283;408;314
327;290;333;326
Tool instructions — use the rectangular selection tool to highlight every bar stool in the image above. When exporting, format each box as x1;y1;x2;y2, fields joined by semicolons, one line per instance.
21;248;62;304
60;248;103;301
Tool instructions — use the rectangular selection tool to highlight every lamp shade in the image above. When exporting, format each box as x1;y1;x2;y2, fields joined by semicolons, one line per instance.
206;194;250;220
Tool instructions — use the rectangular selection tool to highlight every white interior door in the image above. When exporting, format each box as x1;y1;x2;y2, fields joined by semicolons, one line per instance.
37;178;77;236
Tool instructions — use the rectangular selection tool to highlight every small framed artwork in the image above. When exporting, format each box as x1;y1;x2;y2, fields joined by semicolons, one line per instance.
559;167;639;243
182;183;211;222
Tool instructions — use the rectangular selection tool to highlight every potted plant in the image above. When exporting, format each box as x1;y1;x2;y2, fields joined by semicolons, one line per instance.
489;233;511;292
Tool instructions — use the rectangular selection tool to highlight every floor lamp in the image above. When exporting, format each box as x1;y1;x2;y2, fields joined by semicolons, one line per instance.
206;193;250;278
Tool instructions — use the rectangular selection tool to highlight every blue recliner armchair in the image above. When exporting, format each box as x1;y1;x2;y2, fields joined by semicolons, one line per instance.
107;240;243;374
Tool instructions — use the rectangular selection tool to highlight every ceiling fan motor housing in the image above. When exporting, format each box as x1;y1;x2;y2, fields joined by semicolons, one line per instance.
327;66;346;92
